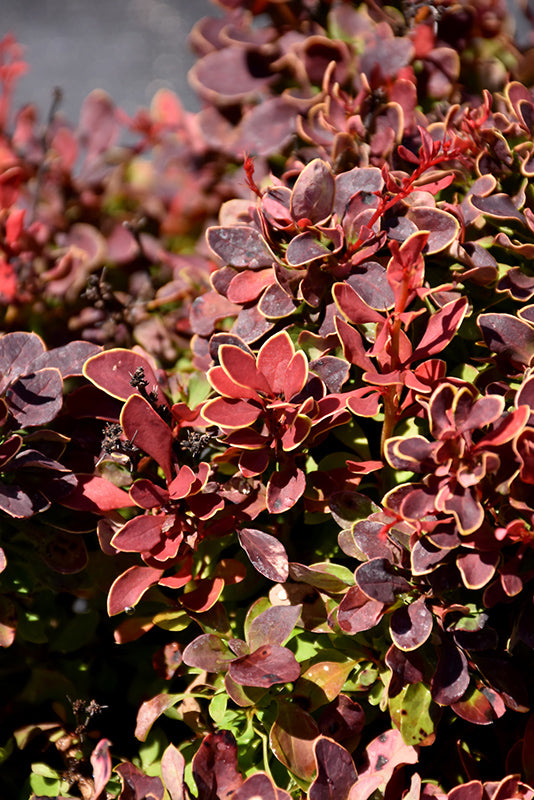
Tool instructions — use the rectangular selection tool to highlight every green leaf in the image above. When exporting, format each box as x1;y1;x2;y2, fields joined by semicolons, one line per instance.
209;692;228;726
389;682;440;746
152;609;192;632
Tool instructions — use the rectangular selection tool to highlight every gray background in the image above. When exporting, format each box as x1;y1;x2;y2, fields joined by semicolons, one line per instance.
2;0;217;121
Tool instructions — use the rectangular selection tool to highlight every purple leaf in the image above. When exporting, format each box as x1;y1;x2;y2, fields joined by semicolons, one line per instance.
309;737;358;800
355;558;410;604
431;639;469;705
238;528;289;582
389;597;433;651
290;159;335;225
246;604;301;651
478;313;534;368
33;341;101;378
207;225;274;268
232;773;278;800
0;331;45;394
229;644;300;687
7;368;63;426
318;694;365;745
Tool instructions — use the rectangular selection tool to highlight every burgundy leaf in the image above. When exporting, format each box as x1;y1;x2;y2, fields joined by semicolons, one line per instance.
229;644;300;687
135;693;182;742
234;97;297;157
318;694;365;745
286;232;333;267
121;394;173;482
338;585;385;634
451;686;501;726
456;551;498;590
115;762;164;800
233;773;278;800
192;731;243;800
448;781;484;800
111;514;165;553
190;291;240;337
309;737;358;800
33;340;101;378
406;207;459;253
389;597;433;651
246;604;301;651
385;645;425;697
478;313;534;368
270;701;319;781
238;528;289;582
182;634;235;672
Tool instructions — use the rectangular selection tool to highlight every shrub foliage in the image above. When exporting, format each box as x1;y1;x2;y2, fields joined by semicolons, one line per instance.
3;1;534;798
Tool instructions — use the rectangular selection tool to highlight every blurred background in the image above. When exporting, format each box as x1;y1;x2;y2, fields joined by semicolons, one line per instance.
2;0;216;120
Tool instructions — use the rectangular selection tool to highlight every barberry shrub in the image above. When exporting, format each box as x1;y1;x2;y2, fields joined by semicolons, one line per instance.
4;1;534;798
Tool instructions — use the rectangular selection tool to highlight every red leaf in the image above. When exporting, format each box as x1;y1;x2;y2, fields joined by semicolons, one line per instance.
266;467;306;513
238;528;289;581
0;258;17;302
229;644;300;687
90;738;112;799
181;578;225;612
121;394;173;482
338;586;384;634
219;344;270;394
257;331;295;395
61;474;134;513
202;397;262;428
107;565;163;616
411;297;468;363
111;514;165;553
83;348;165;403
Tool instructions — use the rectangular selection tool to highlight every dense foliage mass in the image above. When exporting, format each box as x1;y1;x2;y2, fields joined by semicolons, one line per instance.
4;0;534;797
